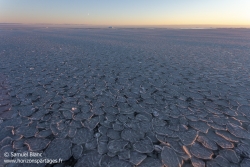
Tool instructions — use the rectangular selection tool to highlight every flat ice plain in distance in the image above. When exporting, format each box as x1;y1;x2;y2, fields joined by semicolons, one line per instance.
0;26;250;167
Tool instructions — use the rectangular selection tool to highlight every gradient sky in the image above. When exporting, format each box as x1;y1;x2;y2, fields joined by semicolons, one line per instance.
0;0;249;27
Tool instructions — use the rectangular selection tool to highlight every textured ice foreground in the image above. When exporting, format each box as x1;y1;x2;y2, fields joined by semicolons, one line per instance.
0;27;250;167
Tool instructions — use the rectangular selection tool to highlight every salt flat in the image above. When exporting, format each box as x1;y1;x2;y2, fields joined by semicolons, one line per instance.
0;27;250;166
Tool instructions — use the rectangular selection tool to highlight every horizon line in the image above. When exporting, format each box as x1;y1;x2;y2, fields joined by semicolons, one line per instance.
0;23;250;29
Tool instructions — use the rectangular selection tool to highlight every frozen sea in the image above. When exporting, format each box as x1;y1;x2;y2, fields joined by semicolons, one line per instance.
0;27;250;167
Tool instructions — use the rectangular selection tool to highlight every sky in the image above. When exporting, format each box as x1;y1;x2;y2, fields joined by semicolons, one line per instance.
0;0;250;27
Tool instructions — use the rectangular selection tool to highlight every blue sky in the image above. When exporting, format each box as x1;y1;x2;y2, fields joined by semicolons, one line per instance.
0;0;249;27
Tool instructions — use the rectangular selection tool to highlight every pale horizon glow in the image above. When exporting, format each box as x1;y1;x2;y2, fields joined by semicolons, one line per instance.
0;0;250;27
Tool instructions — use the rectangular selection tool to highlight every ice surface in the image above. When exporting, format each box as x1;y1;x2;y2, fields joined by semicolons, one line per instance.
1;27;250;166
161;146;182;167
44;138;72;161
